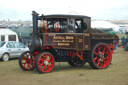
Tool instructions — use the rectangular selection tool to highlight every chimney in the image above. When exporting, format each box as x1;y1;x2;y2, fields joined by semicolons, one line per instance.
32;11;39;34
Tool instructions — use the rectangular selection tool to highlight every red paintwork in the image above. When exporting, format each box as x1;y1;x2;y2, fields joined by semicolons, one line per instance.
67;50;84;60
76;51;83;60
33;51;39;55
42;45;55;49
42;46;50;49
37;52;54;73
51;45;55;49
109;40;119;54
93;44;111;68
67;50;69;56
55;27;59;32
32;51;40;65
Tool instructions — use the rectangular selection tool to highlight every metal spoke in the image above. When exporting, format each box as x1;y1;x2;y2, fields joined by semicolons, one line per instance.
44;55;48;61
39;62;44;66
48;57;51;62
47;65;51;70
96;60;100;67
28;64;31;69
41;65;46;71
103;57;109;60
101;47;106;54
98;47;101;53
94;51;98;55
26;64;29;69
22;62;27;64
93;56;98;62
39;65;42;70
100;62;104;67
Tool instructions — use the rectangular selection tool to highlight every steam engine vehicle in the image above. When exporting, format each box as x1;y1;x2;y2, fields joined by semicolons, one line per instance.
19;11;119;73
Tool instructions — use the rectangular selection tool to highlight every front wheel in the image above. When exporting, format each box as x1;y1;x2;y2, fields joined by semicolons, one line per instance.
19;51;35;71
35;52;55;73
88;43;112;69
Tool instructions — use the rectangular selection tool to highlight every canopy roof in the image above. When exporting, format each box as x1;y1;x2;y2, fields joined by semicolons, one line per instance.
91;21;119;32
40;14;91;19
0;28;17;35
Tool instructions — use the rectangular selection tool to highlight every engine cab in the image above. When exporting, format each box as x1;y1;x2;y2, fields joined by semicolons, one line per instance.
29;11;91;52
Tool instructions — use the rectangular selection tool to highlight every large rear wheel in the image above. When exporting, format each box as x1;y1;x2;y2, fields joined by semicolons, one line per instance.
19;51;35;71
35;52;55;73
88;43;112;69
68;56;86;67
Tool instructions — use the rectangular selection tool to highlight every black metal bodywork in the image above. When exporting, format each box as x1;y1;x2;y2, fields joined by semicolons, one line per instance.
29;11;119;61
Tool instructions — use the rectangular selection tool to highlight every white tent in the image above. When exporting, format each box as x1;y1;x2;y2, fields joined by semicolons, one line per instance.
91;21;120;32
0;27;19;42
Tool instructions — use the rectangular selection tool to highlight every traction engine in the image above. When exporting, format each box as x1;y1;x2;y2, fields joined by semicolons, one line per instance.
19;11;119;73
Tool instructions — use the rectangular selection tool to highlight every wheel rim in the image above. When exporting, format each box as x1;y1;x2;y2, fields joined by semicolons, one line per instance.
21;52;35;70
93;44;111;68
3;54;9;61
38;53;54;73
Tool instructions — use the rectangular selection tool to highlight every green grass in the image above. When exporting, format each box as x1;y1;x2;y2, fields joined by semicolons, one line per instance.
0;48;128;85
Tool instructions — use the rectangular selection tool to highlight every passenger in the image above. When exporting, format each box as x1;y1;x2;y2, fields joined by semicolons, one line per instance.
40;19;45;32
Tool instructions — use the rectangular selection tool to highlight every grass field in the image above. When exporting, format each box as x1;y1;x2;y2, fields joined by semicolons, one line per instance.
0;48;128;85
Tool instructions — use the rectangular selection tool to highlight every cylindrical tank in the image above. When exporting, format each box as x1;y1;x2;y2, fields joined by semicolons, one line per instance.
29;37;42;52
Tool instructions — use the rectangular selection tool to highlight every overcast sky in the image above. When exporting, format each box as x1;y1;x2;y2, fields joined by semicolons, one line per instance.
0;0;128;21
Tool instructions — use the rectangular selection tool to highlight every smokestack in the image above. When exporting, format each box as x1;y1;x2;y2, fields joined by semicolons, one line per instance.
32;11;39;34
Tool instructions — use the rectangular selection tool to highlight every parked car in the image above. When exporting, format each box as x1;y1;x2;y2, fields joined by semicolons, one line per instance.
0;41;29;61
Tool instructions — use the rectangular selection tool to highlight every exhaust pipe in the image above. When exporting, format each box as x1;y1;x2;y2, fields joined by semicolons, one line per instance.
32;11;39;34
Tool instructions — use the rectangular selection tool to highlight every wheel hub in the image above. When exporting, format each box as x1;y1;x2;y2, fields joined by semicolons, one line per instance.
98;52;104;62
28;55;31;59
44;61;48;65
3;55;9;61
27;59;30;63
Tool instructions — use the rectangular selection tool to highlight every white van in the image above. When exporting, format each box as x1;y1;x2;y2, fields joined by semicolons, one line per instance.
0;27;19;42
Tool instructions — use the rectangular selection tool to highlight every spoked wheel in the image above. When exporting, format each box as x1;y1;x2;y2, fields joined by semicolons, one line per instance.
35;52;55;73
68;56;86;67
19;51;35;71
88;43;112;69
